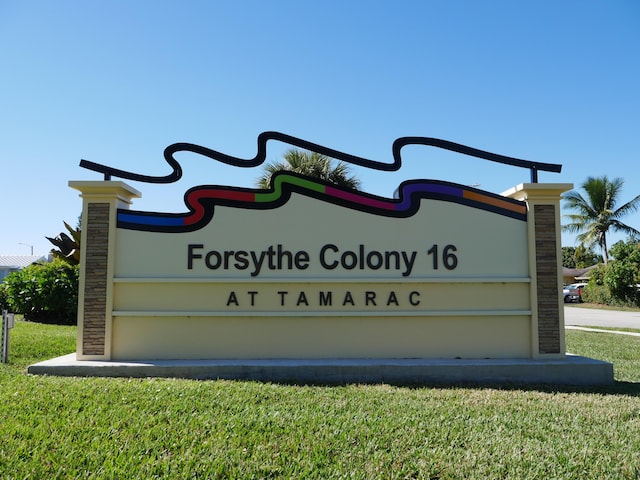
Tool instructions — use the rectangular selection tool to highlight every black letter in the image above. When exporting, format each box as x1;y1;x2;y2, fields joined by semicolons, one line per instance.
386;291;399;306
205;250;222;270
366;250;383;270
234;251;249;270
266;245;277;270
319;291;332;306
278;291;288;306
277;244;293;270
343;291;355;306
296;291;309;306
341;250;358;270
226;291;239;306
248;291;258;306
365;291;377;306
409;291;421;306
295;251;310;270
188;244;203;269
319;244;339;269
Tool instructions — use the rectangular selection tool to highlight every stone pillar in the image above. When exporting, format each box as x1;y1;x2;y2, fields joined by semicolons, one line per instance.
503;183;573;358
69;181;141;360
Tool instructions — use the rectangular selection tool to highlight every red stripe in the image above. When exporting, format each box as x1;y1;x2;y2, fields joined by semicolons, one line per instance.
184;189;255;225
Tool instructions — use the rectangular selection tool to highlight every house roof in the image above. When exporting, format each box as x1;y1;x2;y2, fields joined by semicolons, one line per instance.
0;255;46;269
562;264;599;279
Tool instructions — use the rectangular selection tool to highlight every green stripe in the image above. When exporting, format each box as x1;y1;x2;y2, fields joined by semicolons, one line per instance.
254;174;326;203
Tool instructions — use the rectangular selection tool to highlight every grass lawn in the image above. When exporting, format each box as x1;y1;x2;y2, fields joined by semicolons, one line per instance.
1;321;639;479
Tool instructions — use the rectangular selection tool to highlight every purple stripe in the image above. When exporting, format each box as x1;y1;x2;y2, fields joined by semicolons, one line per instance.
395;183;463;210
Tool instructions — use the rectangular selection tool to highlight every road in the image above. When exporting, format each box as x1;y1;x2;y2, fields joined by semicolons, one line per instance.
564;305;640;329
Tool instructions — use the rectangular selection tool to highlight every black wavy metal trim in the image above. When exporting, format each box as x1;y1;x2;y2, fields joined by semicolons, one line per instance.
80;131;561;183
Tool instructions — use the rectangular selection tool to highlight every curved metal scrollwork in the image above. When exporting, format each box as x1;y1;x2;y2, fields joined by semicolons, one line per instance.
79;131;561;184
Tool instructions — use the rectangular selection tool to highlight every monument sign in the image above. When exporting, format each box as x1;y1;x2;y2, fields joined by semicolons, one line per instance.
29;132;614;384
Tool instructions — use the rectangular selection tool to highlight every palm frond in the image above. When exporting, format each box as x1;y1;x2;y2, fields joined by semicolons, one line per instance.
255;148;362;191
562;175;638;264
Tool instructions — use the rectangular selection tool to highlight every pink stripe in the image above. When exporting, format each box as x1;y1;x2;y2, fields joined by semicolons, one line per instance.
326;187;396;210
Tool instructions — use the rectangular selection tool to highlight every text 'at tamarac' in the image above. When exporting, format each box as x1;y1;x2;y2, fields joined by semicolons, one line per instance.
224;289;422;308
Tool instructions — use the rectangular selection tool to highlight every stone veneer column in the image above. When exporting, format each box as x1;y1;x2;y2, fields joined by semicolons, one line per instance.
69;181;141;360
503;183;573;358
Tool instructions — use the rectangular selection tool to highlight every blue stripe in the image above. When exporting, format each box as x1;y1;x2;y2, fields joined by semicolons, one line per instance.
118;212;185;226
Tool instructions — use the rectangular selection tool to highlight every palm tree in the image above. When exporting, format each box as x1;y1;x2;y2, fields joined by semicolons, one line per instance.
563;176;640;263
256;149;361;190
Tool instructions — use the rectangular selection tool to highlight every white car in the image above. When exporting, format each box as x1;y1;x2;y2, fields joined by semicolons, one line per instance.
563;283;586;303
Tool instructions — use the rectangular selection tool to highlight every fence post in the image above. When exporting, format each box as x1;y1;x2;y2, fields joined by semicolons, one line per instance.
1;309;15;363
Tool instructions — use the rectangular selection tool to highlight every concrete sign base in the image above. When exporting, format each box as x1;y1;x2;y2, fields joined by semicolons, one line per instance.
29;354;613;386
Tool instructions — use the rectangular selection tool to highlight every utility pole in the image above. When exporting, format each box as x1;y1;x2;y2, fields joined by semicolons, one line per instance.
19;243;34;255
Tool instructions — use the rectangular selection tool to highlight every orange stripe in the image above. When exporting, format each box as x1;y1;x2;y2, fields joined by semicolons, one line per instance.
463;191;527;215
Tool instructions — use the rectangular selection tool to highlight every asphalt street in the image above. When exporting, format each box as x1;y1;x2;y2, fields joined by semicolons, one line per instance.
564;305;640;329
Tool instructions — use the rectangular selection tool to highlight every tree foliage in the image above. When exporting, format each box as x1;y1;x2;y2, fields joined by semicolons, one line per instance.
561;246;602;269
563;176;640;263
583;239;640;307
0;259;79;325
256;149;361;190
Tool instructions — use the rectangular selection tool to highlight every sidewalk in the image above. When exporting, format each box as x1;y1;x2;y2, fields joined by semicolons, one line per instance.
565;325;640;337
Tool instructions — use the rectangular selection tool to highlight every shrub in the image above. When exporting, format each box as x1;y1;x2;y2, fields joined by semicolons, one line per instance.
581;241;640;308
604;261;640;305
2;260;79;325
581;282;613;305
0;281;8;310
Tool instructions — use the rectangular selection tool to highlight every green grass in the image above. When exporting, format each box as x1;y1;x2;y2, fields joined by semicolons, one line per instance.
1;321;640;479
566;329;640;383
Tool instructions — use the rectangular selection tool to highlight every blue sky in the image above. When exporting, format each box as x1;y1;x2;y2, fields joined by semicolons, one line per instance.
1;0;639;256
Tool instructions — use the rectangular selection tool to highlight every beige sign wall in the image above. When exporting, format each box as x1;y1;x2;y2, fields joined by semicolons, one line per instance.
71;181;571;361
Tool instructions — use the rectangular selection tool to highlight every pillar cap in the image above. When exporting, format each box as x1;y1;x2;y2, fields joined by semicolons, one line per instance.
502;183;573;202
69;181;141;205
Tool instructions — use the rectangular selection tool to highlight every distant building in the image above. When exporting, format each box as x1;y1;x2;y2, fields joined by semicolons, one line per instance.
562;264;599;285
0;255;47;281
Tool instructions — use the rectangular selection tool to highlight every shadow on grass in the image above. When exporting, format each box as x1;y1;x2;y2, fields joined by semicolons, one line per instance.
255;378;640;396
420;380;640;397
396;376;640;396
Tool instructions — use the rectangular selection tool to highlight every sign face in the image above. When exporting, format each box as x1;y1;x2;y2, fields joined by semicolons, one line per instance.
108;175;531;359
75;132;564;361
115;178;529;292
